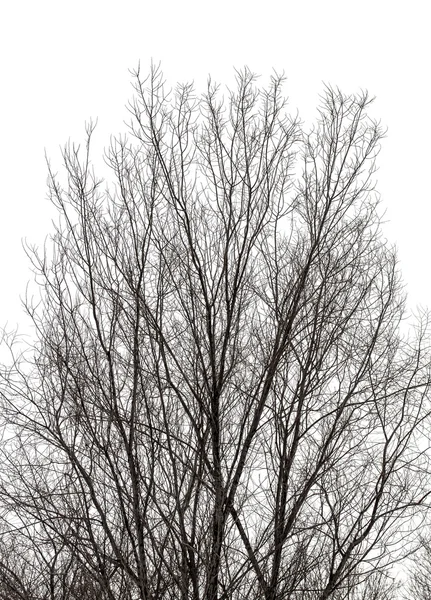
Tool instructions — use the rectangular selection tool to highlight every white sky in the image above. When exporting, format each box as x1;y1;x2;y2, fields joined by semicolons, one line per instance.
1;0;430;331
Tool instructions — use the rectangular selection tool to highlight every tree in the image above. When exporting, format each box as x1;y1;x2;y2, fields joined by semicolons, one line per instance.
408;537;431;599
1;65;430;600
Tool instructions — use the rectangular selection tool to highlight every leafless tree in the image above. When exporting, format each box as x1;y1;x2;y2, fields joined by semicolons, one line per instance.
1;66;430;600
407;536;431;600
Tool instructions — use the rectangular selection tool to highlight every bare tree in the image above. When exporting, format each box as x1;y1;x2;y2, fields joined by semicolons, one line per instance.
1;66;430;600
407;537;431;600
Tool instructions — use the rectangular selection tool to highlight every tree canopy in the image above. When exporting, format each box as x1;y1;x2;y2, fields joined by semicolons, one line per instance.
1;66;430;600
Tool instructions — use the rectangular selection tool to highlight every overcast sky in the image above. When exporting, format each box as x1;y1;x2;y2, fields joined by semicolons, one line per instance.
1;0;430;332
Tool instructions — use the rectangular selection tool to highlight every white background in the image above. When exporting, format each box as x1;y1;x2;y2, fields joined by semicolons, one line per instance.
1;0;430;331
